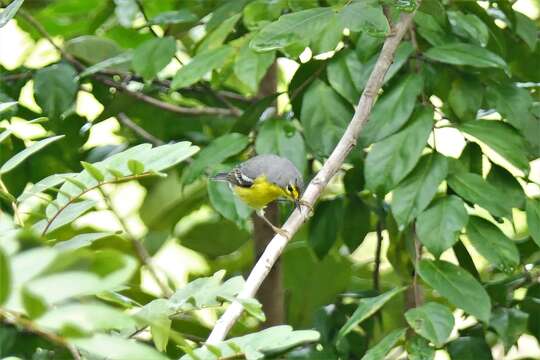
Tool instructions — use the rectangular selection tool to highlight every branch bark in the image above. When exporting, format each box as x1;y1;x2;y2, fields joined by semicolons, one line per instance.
206;7;420;344
117;112;165;146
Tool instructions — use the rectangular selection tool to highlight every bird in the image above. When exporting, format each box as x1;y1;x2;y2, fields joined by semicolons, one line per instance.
210;154;307;237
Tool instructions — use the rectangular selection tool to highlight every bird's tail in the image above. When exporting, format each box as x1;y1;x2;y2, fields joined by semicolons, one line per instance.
209;172;229;182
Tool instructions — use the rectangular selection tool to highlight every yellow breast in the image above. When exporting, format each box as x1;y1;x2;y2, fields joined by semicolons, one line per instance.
233;176;286;209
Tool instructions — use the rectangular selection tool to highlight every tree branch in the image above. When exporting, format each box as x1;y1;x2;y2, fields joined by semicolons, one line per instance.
206;6;421;344
0;309;81;360
117;112;165;146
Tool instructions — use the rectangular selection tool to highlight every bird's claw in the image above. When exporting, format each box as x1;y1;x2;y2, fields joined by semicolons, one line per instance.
297;200;314;216
272;226;290;239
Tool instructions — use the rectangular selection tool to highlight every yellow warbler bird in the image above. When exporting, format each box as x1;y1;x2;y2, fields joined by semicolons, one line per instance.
210;154;305;236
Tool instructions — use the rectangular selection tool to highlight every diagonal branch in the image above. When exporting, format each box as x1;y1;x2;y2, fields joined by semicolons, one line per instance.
117;112;165;146
206;5;421;344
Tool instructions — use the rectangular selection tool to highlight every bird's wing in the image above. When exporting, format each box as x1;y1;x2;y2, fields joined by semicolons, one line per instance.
228;167;254;187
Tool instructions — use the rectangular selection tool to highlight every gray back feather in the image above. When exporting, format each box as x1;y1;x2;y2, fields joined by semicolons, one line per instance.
239;154;303;190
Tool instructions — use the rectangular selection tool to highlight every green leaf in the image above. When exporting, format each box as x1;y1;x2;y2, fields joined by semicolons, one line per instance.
0;135;65;175
424;43;507;69
447;337;493;360
0;128;11;144
81;162;104;182
136;299;173;352
466;216;520;271
37;302;136;335
180;219;250;258
0;101;17;114
78;52;133;78
418;259;491;323
459;120;529;173
490;307;528;352
341;197;371;251
147;9;198;26
180;325;319;360
327;50;364;105
171;46;234;89
309;199;343;259
65;36;123;65
234;42;275;94
365;108;433;194
301;79;352;157
132;37;176;81
208;180;252;225
53;232;113;251
405;302;455;347
0;0;24;28
360;73;424;145
284;243;351;327
182;133;249;185
311;16;343;55
448;10;489;46
527;198;540;248
200;13;241;54
515;12;537;50
485;84;538;157
417;195;469;258
360;328;407;360
170;271;244;311
406;335;435;360
34;64;79;119
71;334;168;360
250;7;334;52
255;119;306;175
339;1;390;36
0;248;10;305
337;287;406;341
447;173;510;218
127;159;145;175
391;153;448;228
243;0;286;31
486;164;525;210
448;77;483;120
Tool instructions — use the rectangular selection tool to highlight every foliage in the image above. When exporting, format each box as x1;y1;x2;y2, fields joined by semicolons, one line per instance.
1;0;540;359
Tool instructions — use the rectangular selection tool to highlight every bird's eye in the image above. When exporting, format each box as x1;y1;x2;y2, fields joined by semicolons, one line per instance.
287;185;293;193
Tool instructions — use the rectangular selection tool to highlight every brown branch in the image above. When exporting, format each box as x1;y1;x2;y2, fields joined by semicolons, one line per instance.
117;112;165;146
98;186;173;298
96;75;238;116
0;309;81;360
206;4;421;344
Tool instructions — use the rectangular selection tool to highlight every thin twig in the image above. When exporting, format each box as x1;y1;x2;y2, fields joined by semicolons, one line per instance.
206;3;422;344
0;309;81;360
373;220;383;292
117;112;165;146
96;76;238;116
98;187;173;298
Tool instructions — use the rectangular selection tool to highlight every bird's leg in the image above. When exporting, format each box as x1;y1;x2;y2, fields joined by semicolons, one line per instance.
297;199;313;215
256;209;290;238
